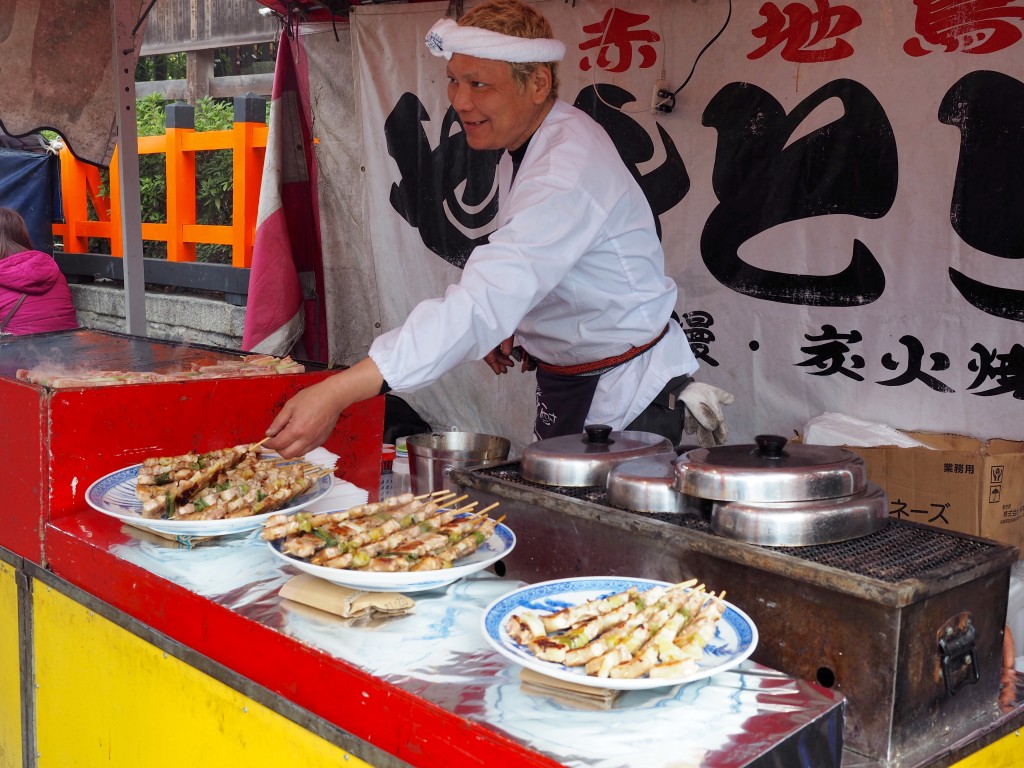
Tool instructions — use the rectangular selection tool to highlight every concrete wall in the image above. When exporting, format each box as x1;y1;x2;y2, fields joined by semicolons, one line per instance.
70;283;246;351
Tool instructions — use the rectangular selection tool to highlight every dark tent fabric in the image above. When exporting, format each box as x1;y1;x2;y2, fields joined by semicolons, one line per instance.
0;0;149;168
0;148;62;254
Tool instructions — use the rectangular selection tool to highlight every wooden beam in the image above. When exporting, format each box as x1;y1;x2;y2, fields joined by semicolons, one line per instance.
185;49;215;104
136;72;274;101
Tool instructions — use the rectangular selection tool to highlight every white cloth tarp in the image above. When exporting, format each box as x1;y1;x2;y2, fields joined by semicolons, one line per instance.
288;0;1024;452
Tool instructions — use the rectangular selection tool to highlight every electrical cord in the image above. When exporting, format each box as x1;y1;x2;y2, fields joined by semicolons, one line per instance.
581;0;733;115
656;0;733;114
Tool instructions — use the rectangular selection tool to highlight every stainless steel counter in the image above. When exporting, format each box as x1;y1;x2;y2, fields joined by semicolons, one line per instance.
91;485;848;768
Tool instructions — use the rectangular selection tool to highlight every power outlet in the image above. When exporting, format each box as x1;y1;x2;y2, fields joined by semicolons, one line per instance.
651;79;669;111
651;79;675;112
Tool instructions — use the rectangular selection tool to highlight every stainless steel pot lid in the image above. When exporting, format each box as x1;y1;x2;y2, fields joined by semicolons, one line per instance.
606;453;695;514
710;481;889;546
674;434;867;503
521;424;673;487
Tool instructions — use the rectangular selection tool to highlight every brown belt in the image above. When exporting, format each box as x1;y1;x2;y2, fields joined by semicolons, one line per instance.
532;323;671;377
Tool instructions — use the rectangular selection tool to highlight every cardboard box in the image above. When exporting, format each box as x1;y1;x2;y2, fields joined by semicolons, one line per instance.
838;432;1024;556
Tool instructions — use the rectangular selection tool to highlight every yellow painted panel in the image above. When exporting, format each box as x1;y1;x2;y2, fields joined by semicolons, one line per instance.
950;728;1024;768
0;560;23;768
33;582;373;768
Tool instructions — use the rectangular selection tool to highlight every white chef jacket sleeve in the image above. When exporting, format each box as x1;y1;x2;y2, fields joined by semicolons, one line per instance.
369;168;607;392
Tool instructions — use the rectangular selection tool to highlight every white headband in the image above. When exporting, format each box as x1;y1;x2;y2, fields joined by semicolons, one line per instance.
425;18;566;63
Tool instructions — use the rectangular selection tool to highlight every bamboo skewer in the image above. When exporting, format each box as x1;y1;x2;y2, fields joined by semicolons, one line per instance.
511;579;728;681
416;489;457;501
267;490;505;572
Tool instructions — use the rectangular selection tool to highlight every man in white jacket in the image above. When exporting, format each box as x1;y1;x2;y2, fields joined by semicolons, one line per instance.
266;0;732;458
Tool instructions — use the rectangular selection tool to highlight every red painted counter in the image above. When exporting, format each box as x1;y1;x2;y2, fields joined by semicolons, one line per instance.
0;329;384;563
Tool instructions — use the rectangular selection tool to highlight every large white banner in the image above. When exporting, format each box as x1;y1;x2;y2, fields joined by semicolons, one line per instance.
321;0;1024;451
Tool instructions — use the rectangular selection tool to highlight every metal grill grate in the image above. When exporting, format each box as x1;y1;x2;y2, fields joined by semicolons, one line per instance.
474;464;997;583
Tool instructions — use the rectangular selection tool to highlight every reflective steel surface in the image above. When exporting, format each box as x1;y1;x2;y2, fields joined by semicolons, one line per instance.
452;463;1021;765
710;481;890;546
92;481;848;768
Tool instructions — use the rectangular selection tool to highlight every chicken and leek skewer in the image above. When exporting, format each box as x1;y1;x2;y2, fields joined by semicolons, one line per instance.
262;493;503;573
506;580;728;680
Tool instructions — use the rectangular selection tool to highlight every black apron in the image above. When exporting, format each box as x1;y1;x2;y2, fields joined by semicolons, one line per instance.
533;369;601;440
528;323;673;440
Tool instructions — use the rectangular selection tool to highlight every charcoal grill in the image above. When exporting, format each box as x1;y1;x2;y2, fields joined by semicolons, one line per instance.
452;461;1019;766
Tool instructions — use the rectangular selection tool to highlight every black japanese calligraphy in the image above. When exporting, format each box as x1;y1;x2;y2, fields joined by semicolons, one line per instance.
790;326;1024;400
796;324;865;379
878;335;954;393
385;93;502;268
681;310;719;367
939;70;1024;322
968;342;1024;399
701;79;894;306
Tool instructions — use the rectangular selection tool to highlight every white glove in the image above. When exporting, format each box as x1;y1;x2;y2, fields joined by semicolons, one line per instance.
679;382;735;447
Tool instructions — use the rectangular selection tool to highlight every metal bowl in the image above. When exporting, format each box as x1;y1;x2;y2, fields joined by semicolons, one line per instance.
709;481;889;546
605;453;696;514
521;424;673;487
673;434;887;546
674;434;867;503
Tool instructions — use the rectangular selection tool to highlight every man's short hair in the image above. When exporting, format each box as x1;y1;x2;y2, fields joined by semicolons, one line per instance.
459;0;560;99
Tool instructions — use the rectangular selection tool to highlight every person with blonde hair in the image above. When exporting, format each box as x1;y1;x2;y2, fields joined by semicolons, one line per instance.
266;0;732;458
0;207;78;336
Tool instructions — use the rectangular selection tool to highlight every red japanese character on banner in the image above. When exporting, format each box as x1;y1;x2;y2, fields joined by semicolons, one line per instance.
748;0;862;62
579;8;660;72
904;0;1024;57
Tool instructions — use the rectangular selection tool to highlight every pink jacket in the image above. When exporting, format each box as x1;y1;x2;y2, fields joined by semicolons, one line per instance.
0;250;79;335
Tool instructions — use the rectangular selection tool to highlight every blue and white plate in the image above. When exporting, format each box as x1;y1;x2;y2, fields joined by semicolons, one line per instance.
267;521;516;593
482;576;758;691
85;461;334;538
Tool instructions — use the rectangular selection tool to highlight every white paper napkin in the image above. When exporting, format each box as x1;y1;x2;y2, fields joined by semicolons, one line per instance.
802;412;933;448
304;446;340;470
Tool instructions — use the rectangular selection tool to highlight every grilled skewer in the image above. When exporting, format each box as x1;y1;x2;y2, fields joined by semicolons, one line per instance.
508;580;727;680
264;493;502;573
135;442;330;520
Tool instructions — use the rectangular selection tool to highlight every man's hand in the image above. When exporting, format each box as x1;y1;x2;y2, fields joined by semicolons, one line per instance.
264;379;347;458
679;381;735;448
485;337;535;374
264;357;383;458
485;336;518;375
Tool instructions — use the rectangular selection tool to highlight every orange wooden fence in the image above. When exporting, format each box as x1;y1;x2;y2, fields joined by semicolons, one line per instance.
52;100;268;269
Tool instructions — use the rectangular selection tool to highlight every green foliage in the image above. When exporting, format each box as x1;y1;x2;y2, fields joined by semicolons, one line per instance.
135;53;187;82
136;93;169;137
82;44;275;268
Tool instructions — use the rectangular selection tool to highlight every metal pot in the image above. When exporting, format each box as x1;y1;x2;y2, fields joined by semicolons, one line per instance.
407;432;511;495
709;482;889;546
605;453;695;514
674;434;888;546
520;424;673;487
